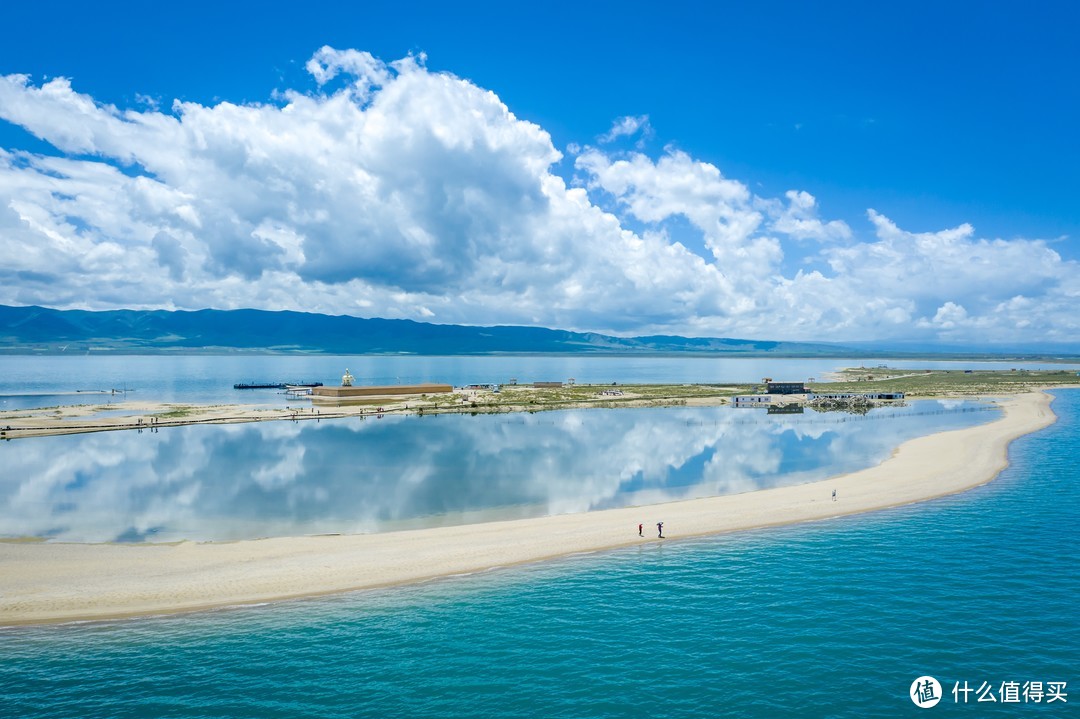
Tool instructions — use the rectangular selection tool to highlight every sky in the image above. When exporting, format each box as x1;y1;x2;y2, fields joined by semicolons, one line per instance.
0;0;1078;346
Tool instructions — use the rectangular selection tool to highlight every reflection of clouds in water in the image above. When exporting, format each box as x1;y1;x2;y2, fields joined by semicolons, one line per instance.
702;424;784;496
249;423;307;491
4;432;160;541
528;411;729;514
0;402;994;542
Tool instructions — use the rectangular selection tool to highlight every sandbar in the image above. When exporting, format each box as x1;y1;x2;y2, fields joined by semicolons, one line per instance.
0;391;1056;626
0;387;733;439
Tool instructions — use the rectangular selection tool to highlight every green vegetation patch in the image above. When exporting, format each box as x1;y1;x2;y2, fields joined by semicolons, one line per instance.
814;368;1080;397
154;405;197;419
460;383;746;412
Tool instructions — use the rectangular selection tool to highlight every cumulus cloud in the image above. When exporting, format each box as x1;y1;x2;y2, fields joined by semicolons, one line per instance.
767;190;852;242
305;46;390;92
0;48;1077;344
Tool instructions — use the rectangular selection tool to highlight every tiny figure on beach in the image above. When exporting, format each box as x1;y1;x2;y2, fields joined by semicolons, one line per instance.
638;523;643;537
657;521;664;538
832;489;837;501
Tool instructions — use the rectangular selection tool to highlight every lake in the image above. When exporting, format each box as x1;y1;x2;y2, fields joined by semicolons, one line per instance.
0;353;1076;409
1;399;996;542
2;390;1075;719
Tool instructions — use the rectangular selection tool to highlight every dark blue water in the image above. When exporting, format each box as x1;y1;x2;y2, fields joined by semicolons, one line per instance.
1;390;1076;718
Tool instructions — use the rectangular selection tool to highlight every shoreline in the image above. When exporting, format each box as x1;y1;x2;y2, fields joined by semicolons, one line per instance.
4;369;1078;440
0;390;1057;627
0;390;737;439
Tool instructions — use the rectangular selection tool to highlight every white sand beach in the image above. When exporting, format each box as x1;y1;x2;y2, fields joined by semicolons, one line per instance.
0;391;1056;626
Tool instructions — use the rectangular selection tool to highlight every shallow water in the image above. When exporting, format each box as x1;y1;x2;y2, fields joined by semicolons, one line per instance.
1;400;996;542
1;390;1075;718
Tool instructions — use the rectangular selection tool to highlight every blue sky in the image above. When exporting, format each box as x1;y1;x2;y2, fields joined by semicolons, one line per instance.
0;0;1077;345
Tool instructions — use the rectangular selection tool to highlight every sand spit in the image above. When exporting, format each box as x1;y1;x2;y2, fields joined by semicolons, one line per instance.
0;392;1056;626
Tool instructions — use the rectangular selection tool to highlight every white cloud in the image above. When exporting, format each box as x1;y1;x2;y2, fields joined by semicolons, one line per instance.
598;114;652;144
305;46;390;91
0;48;1077;345
928;301;969;329
767;190;852;242
574;148;779;281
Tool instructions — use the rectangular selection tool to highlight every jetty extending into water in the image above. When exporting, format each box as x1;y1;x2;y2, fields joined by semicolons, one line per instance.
234;381;323;390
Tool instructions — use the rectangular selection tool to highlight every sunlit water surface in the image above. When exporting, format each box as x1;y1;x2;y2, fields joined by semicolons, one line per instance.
1;391;1076;718
1;354;1075;716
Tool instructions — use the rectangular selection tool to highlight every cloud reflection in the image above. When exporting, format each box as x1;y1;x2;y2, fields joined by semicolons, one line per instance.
0;401;995;542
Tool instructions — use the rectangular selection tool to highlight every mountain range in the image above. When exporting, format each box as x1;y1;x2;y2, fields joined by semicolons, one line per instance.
1;305;1076;358
0;305;849;355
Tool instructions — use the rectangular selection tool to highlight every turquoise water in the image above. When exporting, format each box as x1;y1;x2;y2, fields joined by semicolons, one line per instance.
1;390;1076;717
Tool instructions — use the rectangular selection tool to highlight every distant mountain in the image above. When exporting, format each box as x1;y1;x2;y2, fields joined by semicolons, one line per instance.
3;305;1076;358
0;305;855;356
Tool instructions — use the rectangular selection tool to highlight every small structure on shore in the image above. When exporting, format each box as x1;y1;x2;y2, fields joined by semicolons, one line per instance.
808;392;905;401
312;382;453;401
766;382;806;395
342;369;354;387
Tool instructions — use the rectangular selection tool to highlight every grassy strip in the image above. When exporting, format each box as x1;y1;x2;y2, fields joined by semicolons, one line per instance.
813;368;1080;397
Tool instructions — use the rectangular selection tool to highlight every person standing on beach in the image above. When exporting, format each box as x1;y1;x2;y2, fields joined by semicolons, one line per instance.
638;523;643;537
657;522;664;538
832;489;837;501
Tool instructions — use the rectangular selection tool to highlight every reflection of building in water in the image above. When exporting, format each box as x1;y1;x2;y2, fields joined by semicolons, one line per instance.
806;392;906;415
808;392;905;400
733;395;772;407
736;389;905;413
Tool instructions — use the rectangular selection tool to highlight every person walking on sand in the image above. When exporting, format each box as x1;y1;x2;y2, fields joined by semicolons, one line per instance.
657;522;664;538
832;489;837;501
638;523;643;537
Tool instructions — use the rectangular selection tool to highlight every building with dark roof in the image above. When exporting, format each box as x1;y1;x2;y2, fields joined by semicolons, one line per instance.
766;382;806;395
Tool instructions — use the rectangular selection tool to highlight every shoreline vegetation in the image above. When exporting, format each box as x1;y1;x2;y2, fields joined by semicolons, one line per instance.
2;367;1078;440
0;369;1073;626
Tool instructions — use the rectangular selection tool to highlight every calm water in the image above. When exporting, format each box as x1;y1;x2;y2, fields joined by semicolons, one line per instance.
0;356;1075;712
1;391;1076;717
1;400;995;542
0;354;1076;409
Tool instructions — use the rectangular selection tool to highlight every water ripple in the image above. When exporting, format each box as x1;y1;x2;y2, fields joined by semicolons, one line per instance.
2;391;1078;718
